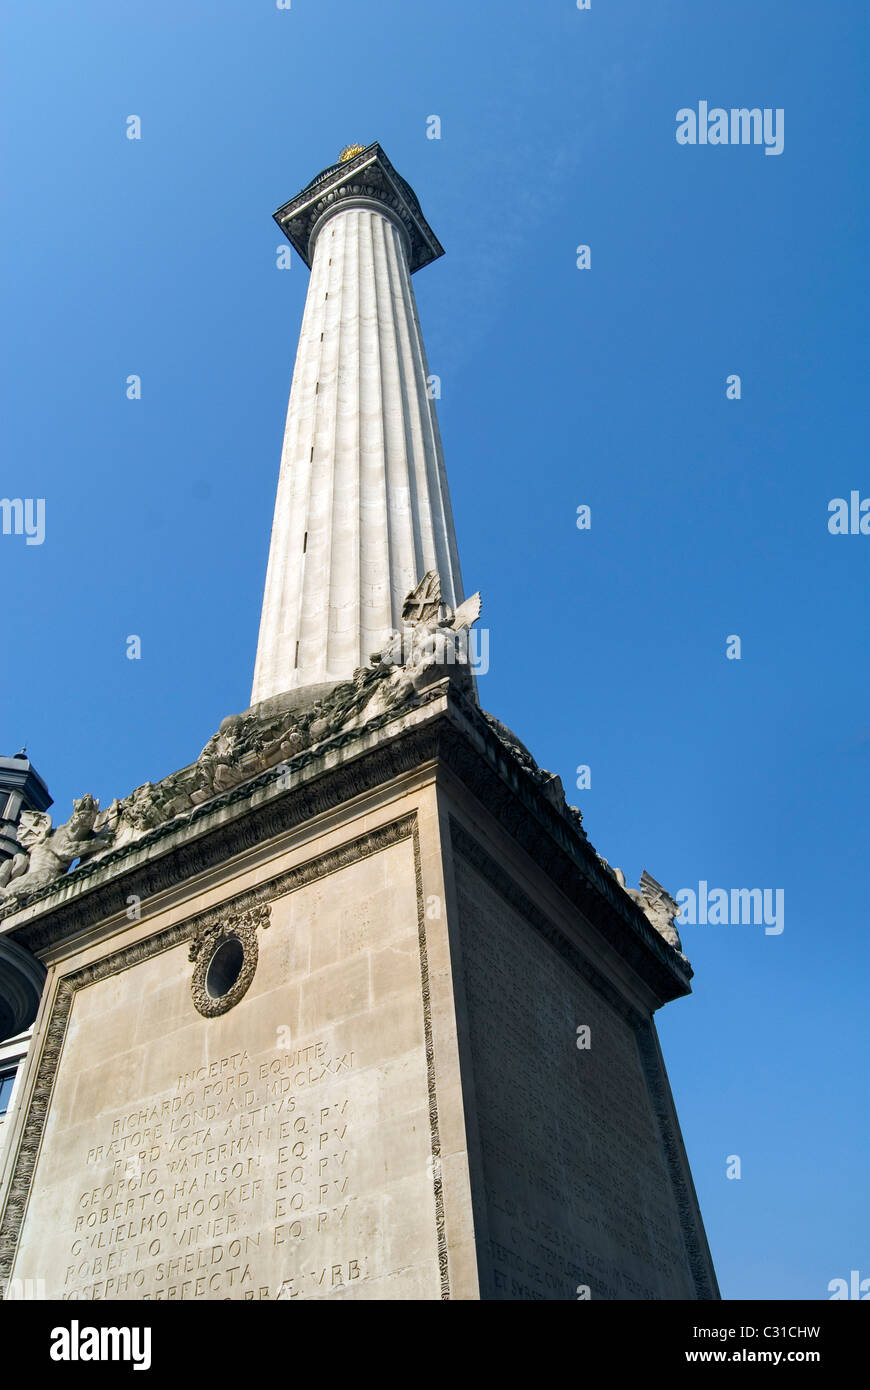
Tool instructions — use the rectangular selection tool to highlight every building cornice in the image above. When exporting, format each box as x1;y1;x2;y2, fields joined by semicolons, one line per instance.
3;686;691;1007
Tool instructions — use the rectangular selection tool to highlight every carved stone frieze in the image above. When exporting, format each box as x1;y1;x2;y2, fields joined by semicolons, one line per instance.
0;795;113;907
0;574;482;913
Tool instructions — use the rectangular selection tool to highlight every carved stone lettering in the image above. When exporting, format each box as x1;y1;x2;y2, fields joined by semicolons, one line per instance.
2;830;446;1300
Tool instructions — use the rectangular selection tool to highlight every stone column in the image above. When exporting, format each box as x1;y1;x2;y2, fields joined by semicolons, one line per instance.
251;147;465;704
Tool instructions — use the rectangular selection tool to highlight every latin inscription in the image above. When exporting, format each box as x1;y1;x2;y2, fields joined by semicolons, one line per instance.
8;839;440;1300
64;1042;361;1299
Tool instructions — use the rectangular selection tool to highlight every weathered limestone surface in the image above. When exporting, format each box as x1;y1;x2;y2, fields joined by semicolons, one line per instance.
452;849;700;1299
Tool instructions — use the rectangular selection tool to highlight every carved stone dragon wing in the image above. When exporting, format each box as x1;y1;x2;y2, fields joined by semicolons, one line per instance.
16;810;52;850
451;592;482;631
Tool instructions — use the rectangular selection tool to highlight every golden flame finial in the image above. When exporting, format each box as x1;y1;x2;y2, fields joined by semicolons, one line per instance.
338;143;366;163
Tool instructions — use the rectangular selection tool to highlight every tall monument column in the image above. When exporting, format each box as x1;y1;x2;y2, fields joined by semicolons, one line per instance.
0;144;718;1302
251;143;465;704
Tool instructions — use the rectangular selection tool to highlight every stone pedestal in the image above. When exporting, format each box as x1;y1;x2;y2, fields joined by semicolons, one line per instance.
0;686;717;1300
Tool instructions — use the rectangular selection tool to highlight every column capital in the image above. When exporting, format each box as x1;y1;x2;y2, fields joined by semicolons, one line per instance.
273;142;445;274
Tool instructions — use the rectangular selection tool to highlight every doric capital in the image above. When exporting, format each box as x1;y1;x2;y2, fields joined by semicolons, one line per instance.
273;142;444;273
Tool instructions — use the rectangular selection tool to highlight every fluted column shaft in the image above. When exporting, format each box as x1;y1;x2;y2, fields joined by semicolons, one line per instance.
251;202;464;703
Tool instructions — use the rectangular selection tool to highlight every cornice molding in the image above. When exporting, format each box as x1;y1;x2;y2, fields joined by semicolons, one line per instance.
7;688;691;1006
273;143;444;273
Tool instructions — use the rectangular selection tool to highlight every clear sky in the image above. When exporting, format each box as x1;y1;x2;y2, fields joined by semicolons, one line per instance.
2;0;867;1300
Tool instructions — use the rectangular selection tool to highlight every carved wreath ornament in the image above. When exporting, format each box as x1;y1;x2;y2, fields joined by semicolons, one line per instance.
188;903;271;1018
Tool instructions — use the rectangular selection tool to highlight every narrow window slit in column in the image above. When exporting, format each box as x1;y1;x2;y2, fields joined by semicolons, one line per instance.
302;532;308;553
294;641;299;669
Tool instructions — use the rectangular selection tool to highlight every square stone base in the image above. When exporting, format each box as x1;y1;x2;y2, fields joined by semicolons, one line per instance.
0;690;717;1300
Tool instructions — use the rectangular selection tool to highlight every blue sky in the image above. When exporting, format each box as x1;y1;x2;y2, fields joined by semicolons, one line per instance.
2;0;867;1299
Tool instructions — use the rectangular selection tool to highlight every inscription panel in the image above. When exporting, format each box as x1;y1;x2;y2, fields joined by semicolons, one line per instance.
9;838;441;1300
455;853;696;1300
